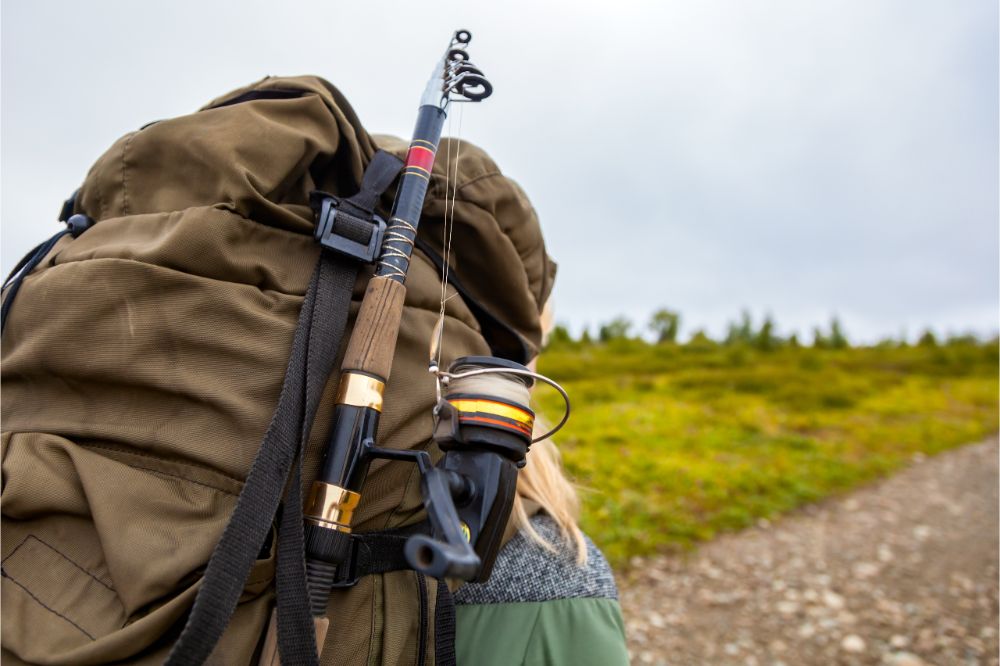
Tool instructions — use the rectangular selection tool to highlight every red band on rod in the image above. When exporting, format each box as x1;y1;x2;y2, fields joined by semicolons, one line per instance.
405;145;435;174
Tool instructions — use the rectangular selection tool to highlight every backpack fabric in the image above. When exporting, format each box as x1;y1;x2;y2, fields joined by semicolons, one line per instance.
1;75;555;665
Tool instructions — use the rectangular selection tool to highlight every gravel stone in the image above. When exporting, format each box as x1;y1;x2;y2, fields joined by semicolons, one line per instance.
822;590;846;610
841;634;866;653
883;652;926;666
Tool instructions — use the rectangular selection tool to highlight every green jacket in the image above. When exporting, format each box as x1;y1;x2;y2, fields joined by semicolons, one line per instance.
454;515;629;665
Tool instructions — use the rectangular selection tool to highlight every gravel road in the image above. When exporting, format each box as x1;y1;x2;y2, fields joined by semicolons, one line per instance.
618;438;999;666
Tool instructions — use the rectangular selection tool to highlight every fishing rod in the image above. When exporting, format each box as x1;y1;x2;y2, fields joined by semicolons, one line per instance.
257;29;508;663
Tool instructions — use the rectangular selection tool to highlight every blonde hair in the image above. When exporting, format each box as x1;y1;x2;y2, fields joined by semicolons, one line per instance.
511;297;587;565
511;431;588;564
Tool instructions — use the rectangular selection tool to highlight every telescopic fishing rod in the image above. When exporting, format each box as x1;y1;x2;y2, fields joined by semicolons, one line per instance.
257;30;496;663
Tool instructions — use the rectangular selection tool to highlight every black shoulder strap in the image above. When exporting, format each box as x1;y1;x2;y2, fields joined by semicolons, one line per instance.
434;578;457;666
166;151;402;666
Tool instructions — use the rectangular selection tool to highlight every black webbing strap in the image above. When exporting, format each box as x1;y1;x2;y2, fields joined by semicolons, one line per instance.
167;151;402;665
416;573;429;666
166;252;353;666
4;237;51;287
434;578;457;666
328;531;415;587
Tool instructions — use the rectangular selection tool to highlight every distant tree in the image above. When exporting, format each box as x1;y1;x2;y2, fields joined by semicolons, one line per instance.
598;316;632;342
738;310;754;342
649;309;681;344
813;326;829;349
788;333;800;348
580;327;593;345
917;329;938;347
548;324;573;347
754;315;778;351
829;317;849;349
725;310;754;346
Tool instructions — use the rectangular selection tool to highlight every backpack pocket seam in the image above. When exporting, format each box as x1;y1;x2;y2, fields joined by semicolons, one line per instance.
3;535;115;592
2;534;127;643
2;573;97;641
80;442;244;496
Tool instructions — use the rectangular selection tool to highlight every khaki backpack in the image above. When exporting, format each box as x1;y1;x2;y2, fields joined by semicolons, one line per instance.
1;75;555;665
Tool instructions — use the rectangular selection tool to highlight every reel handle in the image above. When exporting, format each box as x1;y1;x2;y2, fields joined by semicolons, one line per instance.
405;535;480;581
405;466;481;580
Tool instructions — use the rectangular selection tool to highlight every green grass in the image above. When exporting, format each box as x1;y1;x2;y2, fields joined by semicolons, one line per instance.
535;340;999;567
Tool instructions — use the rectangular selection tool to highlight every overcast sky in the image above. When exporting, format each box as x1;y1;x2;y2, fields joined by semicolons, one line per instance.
2;1;997;342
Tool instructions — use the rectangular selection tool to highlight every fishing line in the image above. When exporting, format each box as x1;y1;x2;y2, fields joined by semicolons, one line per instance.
443;104;463;309
430;101;464;378
431;109;454;372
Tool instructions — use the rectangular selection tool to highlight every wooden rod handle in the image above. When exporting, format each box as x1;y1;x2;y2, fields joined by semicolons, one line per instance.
341;276;406;379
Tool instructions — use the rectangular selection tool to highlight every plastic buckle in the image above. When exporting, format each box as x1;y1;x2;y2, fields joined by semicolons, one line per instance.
313;195;385;264
329;536;365;589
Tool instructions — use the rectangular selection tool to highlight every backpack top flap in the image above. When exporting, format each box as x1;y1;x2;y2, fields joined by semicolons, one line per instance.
79;75;377;236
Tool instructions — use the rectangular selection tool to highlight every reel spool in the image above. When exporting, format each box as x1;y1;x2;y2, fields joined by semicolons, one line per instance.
433;356;535;465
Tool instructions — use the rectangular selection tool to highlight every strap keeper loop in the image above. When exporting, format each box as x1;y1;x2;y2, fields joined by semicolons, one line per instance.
311;194;386;263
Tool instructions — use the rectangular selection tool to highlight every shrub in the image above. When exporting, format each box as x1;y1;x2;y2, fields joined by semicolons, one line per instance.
918;330;938;347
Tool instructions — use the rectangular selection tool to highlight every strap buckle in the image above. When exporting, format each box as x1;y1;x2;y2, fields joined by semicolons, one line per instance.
312;195;386;264
329;536;366;589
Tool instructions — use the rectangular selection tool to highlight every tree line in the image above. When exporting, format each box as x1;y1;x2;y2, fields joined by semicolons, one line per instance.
548;309;982;351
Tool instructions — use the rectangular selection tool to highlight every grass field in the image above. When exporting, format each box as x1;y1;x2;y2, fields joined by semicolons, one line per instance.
534;339;999;566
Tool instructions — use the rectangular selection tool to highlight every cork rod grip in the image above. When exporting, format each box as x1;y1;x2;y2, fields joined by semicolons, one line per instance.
341;276;406;379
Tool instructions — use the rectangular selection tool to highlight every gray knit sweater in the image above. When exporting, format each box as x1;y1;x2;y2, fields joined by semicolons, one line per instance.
453;514;619;605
